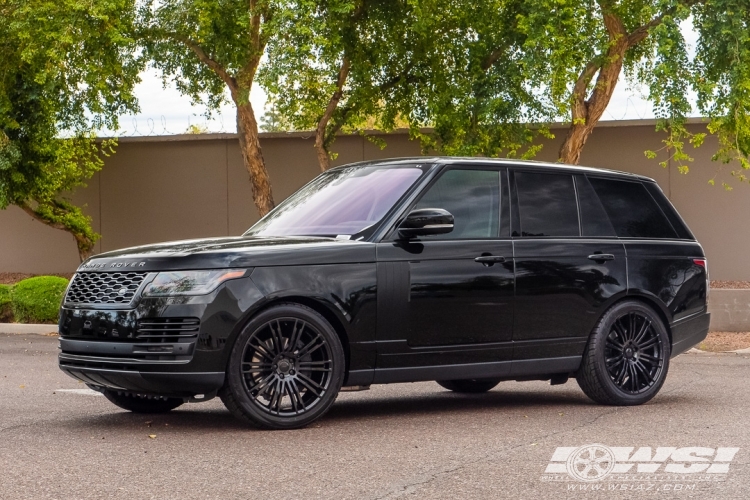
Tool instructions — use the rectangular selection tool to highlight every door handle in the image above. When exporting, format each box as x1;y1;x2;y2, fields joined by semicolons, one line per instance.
474;255;506;265
588;253;615;261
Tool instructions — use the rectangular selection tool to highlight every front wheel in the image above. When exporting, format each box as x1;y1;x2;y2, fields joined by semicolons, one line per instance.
220;303;345;429
103;390;184;413
576;301;670;406
436;379;501;393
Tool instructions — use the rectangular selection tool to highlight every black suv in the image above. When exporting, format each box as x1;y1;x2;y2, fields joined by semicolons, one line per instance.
58;158;709;429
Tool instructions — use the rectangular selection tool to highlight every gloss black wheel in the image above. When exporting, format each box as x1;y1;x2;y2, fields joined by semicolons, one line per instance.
577;301;670;406
220;303;345;429
436;379;501;393
102;390;183;413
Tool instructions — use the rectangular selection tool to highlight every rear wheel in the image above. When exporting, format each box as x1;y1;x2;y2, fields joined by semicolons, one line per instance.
220;303;345;429
103;390;183;413
576;301;670;406
436;379;501;393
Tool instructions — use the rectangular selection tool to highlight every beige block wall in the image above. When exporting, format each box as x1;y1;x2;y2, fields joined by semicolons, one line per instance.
1;122;747;280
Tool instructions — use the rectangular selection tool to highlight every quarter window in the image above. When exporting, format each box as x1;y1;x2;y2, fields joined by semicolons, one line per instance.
413;169;500;239
515;172;579;237
588;177;677;239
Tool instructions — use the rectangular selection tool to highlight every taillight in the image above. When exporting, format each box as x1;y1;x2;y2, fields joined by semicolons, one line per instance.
694;258;710;305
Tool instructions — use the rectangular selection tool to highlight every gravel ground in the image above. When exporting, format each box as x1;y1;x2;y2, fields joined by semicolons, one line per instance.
710;281;750;289
699;332;750;352
1;333;750;499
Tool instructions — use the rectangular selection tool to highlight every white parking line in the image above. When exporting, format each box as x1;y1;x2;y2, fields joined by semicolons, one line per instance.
55;389;103;396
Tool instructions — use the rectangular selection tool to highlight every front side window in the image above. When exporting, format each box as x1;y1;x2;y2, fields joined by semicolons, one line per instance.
246;165;424;238
413;168;500;239
515;172;579;237
588;177;678;239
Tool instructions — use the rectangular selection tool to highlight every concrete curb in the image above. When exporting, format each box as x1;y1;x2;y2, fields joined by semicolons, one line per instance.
708;289;750;332
0;323;58;335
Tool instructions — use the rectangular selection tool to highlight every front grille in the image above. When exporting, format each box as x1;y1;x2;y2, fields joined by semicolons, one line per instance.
65;272;149;306
136;317;200;343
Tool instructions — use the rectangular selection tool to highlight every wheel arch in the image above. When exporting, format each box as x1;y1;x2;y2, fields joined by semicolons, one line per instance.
597;292;673;345
227;295;352;376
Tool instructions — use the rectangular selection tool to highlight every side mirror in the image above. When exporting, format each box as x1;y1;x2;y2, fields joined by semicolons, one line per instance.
398;208;454;239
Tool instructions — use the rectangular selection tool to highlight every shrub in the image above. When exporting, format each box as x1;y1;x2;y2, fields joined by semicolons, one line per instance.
0;284;12;322
10;276;69;324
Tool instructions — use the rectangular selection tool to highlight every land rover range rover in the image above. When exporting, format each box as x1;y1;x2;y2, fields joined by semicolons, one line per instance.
58;158;709;429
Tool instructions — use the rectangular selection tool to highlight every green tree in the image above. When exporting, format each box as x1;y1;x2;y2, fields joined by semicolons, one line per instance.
259;0;421;171
0;0;141;261
408;0;749;182
138;0;282;215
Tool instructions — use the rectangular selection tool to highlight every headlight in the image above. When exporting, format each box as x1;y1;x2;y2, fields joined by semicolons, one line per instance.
143;269;247;297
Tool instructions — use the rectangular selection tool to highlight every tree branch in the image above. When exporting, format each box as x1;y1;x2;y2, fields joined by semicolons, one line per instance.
148;29;238;93
315;57;352;170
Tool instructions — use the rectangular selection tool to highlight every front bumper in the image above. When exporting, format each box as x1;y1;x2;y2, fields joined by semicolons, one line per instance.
57;276;265;397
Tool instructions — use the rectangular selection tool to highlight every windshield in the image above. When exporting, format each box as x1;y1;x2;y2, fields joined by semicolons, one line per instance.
245;165;425;238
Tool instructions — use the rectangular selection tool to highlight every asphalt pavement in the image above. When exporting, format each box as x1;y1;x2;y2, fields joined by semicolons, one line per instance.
1;332;748;500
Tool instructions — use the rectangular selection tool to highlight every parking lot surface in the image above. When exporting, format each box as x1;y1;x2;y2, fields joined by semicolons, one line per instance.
1;333;748;499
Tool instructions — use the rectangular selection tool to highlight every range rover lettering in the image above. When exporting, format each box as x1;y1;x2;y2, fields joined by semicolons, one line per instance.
58;158;710;429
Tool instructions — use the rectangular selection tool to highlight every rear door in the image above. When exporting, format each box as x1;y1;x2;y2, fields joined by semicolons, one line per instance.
510;170;627;372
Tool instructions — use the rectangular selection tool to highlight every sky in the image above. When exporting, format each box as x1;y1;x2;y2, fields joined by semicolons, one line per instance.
112;20;699;137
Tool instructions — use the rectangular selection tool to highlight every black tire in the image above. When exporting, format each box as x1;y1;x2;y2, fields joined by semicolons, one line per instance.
436;379;501;393
219;303;345;430
576;300;671;406
103;390;184;413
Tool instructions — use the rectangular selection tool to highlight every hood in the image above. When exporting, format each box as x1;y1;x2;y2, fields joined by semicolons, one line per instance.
77;236;376;272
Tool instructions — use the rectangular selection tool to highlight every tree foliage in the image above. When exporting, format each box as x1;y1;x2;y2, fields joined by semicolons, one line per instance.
0;0;141;260
259;0;423;171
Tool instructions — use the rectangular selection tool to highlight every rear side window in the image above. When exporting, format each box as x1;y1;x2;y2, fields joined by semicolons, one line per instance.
588;177;678;239
515;172;579;237
643;182;694;239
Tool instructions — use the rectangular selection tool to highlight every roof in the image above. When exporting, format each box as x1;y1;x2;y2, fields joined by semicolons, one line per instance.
327;156;654;182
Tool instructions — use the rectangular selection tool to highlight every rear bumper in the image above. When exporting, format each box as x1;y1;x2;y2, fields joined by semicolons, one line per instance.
671;311;710;357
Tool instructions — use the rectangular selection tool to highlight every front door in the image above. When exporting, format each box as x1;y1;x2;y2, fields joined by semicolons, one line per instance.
375;167;514;379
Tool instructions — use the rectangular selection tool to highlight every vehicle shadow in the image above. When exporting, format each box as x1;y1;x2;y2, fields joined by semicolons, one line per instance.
58;387;697;432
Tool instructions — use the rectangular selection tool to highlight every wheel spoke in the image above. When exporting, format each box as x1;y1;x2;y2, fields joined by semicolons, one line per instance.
639;353;659;364
615;362;628;386
249;340;275;361
634;360;655;383
285;319;302;353
606;338;624;350
630;364;640;392
296;373;323;396
633;319;651;344
612;321;628;342
639;337;659;349
296;334;325;358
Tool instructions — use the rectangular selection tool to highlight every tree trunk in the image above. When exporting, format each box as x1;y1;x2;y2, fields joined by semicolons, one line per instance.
314;58;351;172
19;203;95;263
559;9;630;164
236;102;275;217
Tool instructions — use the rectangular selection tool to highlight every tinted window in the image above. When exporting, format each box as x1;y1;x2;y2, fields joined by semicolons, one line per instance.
643;182;694;239
414;169;500;239
247;166;423;238
515;172;579;237
588;177;678;239
575;175;616;237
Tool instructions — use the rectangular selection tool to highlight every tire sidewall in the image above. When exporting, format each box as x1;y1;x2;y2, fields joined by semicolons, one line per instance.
591;301;671;405
225;304;345;429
